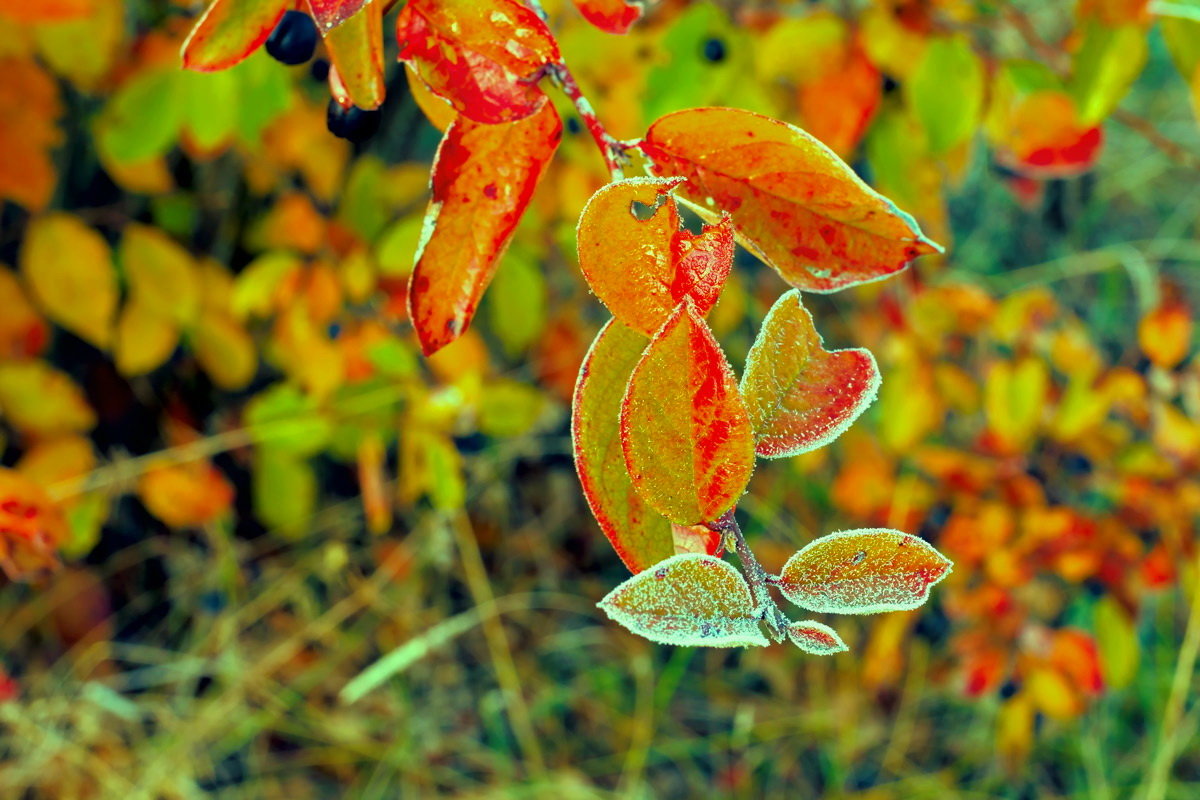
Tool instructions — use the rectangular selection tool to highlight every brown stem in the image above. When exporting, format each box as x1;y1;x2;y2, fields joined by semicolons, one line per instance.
710;509;789;643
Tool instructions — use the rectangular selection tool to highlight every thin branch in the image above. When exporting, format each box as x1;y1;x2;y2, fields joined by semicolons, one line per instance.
709;509;789;643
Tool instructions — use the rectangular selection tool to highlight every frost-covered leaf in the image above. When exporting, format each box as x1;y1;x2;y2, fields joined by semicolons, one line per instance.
740;290;880;458
777;528;951;615
598;553;769;647
20;213;117;349
573;320;674;572
672;522;723;557
786;620;848;655
576;178;732;337
396;0;560;124
641;107;941;293
621;302;755;524
407;102;561;355
182;0;290;72
325;0;385;110
571;0;644;34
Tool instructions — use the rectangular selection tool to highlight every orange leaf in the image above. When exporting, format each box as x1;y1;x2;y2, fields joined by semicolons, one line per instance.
672;522;723;557
137;460;234;528
407;102;561;355
305;0;367;33
0;58;62;211
620;302;755;524
0;0;92;23
0;467;68;580
1138;301;1192;369
786;620;849;655
777;528;951;614
797;45;881;157
572;319;674;572
576;177;733;336
181;0;291;72
325;0;385;110
641;107;940;293
396;0;560;124
741;290;880;458
570;0;644;34
597;553;769;647
999;91;1103;178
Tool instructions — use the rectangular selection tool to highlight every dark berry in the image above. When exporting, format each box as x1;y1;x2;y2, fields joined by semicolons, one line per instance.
566;116;582;135
310;57;330;83
702;37;726;63
998;679;1020;700
266;10;318;66
327;99;382;143
882;74;899;95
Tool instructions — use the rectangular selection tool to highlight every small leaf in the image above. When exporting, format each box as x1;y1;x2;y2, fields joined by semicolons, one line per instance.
777;528;952;615
306;0;369;33
620;302;755;525
407;102;561;355
740;290;880;458
0;360;96;436
1094;596;1138;690
1138;301;1192;369
192;312;258;390
325;0;385;110
571;0;644;34
20;213;118;349
396;0;560;124
119;224;201;326
641;107;940;293
671;522;723;557
906;35;984;155
182;0;290;72
1068;19;1147;124
573;319;674;572
114;300;179;377
138;460;234;528
786;620;849;655
597;553;769;647
576;177;733;337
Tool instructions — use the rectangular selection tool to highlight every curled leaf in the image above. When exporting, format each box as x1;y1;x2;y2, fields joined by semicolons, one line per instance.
182;0;290;72
741;290;880;458
620;302;755;525
576;177;732;337
407;102;561;355
598;553;769;647
396;0;560;124
325;0;385;110
573;320;674;573
786;620;849;655
641;106;940;293
777;528;951;614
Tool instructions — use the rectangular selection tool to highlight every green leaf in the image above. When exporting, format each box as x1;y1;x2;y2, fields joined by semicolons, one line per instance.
1069;20;1148;124
907;35;984;154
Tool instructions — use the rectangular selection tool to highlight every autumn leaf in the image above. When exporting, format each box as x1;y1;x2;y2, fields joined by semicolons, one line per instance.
192;313;258;390
114;299;179;377
573;319;674;573
984;356;1049;453
786;620;849;655
776;528;951;614
396;0;560;124
597;553;769;647
182;0;290;72
0;268;48;360
571;0;644;34
906;35;985;155
305;0;369;33
0;468;69;580
0;360;96;436
1138;301;1192;369
740;290;880;458
576;177;733;337
0;0;92;23
325;0;385;110
119;224;202;327
641;107;941;293
20;213;118;349
138;460;235;528
407;102;561;355
0;58;63;211
621;302;755;525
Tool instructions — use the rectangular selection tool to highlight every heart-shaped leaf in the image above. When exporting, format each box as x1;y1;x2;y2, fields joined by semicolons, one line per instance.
777;528;952;614
407;102;561;355
620;302;754;524
641;106;941;293
182;0;290;72
786;620;848;655
741;289;880;458
576;177;733;337
572;319;674;573
396;0;560;124
598;553;769;647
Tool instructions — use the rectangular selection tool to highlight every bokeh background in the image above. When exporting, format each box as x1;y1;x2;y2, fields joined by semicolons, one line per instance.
2;0;1200;796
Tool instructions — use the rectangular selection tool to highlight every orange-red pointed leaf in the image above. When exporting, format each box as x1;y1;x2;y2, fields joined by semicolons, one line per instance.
408;103;561;355
396;0;560;124
778;528;952;615
598;554;769;647
786;620;848;655
305;0;367;33
741;290;880;458
1138;301;1192;369
573;320;674;572
620;303;755;524
325;0;385;110
181;0;290;72
641;107;940;293
571;0;644;34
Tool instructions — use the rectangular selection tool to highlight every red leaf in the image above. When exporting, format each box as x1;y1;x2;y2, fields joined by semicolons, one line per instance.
641;107;941;293
786;620;849;655
396;0;560;124
573;320;675;573
407;103;562;355
305;0;368;33
620;302;755;524
741;290;880;458
576;178;733;337
571;0;644;34
182;0;291;72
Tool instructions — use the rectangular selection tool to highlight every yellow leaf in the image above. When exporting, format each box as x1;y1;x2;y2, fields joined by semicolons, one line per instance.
0;266;48;359
17;434;94;487
119;223;202;327
1139;301;1193;370
20;213;117;348
985;356;1048;452
0;360;95;435
137;460;233;529
114;300;179;376
192;312;257;390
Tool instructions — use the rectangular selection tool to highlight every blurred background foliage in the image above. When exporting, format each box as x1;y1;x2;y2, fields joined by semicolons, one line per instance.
2;0;1200;796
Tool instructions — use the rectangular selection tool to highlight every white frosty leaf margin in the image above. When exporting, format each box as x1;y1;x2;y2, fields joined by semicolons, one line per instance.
597;553;769;647
786;620;849;656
